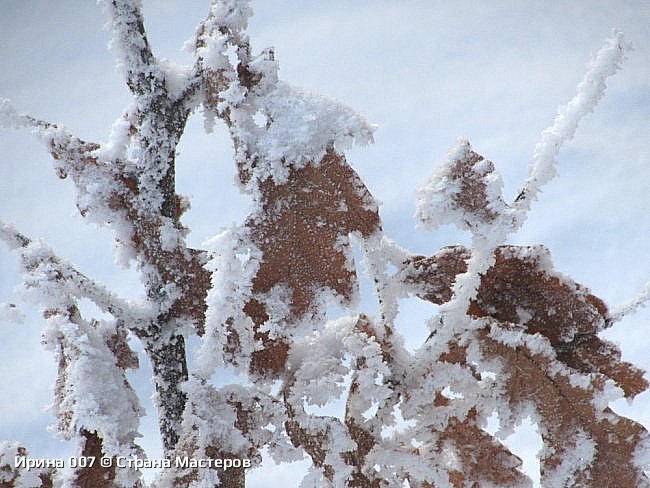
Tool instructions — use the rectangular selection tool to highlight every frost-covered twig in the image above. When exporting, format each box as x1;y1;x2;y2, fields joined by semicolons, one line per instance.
0;98;109;180
416;31;631;337
0;220;147;329
512;30;631;223
0;98;42;130
360;232;411;326
0;99;92;157
609;281;650;323
101;0;159;95
0;98;93;151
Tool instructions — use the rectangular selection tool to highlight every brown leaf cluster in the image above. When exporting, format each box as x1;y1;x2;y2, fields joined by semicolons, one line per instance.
404;245;647;398
482;332;649;487
470;246;647;398
403;244;649;486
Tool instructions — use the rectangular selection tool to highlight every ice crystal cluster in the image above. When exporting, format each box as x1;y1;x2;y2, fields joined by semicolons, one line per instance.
1;1;648;487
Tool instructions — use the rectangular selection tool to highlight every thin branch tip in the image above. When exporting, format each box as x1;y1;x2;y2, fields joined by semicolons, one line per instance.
512;29;631;226
0;220;31;250
610;281;650;323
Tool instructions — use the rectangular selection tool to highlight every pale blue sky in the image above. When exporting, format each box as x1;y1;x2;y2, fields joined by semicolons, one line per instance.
1;1;649;486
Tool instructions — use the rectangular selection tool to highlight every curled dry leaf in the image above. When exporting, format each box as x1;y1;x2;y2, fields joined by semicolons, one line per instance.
446;144;504;225
415;141;508;232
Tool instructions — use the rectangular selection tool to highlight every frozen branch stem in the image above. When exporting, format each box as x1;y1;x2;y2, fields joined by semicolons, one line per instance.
0;220;145;328
513;30;632;222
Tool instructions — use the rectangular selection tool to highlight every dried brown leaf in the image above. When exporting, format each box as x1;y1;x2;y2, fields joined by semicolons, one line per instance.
248;149;380;315
431;409;530;488
72;430;117;488
481;331;650;487
470;246;647;398
403;245;647;398
447;146;502;224
402;246;470;304
245;149;380;376
416;142;507;231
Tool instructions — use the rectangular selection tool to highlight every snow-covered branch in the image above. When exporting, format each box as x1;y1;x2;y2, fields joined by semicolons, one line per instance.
414;31;631;338
101;0;160;96
0;220;147;330
1;98;98;153
0;98;44;130
0;98;102;173
512;30;632;222
610;281;650;322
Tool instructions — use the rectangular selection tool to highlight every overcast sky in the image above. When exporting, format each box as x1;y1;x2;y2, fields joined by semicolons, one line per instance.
1;1;649;486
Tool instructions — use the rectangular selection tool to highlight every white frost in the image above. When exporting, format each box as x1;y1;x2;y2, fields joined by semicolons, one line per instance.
42;315;144;459
229;81;376;191
542;428;596;487
512;30;631;226
609;280;650;322
195;226;261;378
